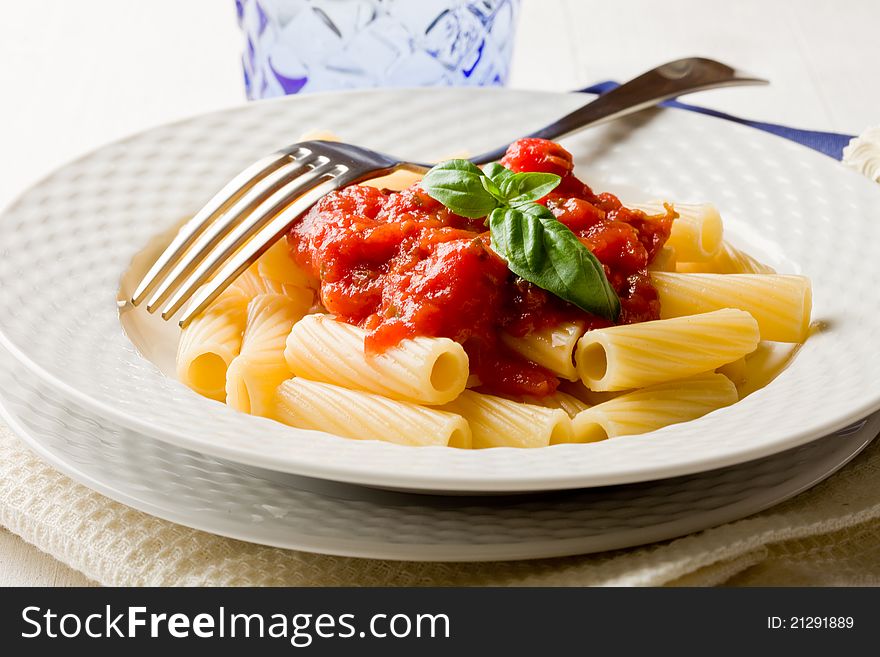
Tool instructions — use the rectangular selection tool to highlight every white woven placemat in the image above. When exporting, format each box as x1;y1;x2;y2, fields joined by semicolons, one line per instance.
2;420;880;586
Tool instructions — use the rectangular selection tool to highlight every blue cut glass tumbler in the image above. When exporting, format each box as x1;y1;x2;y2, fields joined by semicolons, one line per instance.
236;0;521;99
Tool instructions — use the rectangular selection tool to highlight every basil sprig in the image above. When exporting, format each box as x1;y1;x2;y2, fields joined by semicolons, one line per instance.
421;160;620;320
419;160;498;219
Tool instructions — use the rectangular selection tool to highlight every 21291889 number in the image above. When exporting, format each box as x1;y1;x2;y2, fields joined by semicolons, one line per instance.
768;617;854;629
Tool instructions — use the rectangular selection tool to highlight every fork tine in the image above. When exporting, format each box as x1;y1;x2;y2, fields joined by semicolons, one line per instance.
176;174;352;327
144;154;321;312
161;160;346;320
130;150;298;305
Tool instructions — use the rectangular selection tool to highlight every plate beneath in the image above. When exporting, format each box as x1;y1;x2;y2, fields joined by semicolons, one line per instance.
0;344;874;562
2;88;880;491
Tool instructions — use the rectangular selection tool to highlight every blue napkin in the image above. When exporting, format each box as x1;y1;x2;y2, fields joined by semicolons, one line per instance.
581;81;854;161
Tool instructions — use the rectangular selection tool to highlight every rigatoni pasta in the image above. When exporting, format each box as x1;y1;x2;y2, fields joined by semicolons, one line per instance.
571;373;739;442
176;286;249;401
275;378;472;448
631;201;723;262
231;266;286;297
574;309;760;391
676;240;776;275
225;293;309;417
650;272;812;342
284;314;469;405
716;356;748;386
441;390;572;448
736;341;801;398
502;321;583;381
647;245;677;273
231;265;314;310
256;238;317;289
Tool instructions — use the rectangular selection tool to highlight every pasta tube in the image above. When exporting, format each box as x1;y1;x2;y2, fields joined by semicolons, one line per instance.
738;341;800;398
631;201;723;262
176;286;249;401
650;272;812;343
676;241;776;274
648;245;677;273
571;373;738;441
225;294;307;417
255;237;318;289
284;314;469;405
502;321;584;381
441;390;572;448
716;356;748;386
361;169;425;192
275;379;471;448
575;309;760;391
231;266;285;297
231;266;314;310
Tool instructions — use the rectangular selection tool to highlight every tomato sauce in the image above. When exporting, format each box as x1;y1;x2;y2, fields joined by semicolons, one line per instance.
287;138;673;397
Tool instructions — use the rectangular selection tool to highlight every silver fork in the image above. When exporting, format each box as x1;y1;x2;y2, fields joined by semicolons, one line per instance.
130;57;766;327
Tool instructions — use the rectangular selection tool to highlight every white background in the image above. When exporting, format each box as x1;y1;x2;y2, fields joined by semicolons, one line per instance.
0;0;877;585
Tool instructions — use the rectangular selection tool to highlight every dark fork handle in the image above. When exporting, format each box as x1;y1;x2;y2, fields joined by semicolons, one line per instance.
469;57;768;165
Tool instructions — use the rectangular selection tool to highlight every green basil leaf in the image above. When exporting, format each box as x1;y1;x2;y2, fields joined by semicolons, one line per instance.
421;159;499;218
498;172;562;208
489;206;620;320
483;162;516;185
479;175;505;203
423;158;617;319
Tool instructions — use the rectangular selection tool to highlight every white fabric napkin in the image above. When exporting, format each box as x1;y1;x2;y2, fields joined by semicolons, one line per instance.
1;129;878;587
843;127;880;182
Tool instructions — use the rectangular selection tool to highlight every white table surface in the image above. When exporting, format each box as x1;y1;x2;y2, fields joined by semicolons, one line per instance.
0;0;877;586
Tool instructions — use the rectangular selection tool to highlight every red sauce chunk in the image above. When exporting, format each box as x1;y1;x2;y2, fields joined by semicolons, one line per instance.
288;138;673;398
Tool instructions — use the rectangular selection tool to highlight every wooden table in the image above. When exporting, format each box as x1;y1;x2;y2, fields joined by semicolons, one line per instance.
0;0;876;586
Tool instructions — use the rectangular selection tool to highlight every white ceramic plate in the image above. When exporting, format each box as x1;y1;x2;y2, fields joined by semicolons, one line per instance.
0;342;875;561
1;88;879;492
